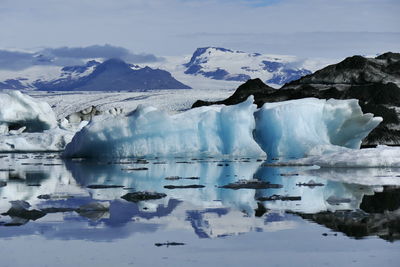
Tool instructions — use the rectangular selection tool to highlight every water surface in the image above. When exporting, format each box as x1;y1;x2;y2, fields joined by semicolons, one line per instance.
0;153;399;267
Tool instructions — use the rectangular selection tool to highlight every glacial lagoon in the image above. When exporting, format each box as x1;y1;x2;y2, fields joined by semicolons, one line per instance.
0;153;399;267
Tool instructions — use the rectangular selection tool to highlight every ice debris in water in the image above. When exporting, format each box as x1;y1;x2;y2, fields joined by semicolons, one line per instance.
289;145;400;167
64;96;381;159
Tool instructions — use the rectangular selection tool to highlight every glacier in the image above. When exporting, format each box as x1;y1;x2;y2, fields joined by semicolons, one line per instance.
64;96;382;159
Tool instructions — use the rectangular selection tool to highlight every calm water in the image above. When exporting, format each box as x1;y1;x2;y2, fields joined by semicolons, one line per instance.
0;153;399;267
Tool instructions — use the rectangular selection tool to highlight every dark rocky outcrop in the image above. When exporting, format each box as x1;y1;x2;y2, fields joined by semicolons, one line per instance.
192;52;400;145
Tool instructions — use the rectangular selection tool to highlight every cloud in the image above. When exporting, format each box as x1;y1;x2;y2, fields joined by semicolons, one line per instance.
0;45;162;70
0;50;38;70
41;45;162;63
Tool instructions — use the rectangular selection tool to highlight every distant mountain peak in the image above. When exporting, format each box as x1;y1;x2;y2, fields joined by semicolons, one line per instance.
0;58;191;91
184;47;312;85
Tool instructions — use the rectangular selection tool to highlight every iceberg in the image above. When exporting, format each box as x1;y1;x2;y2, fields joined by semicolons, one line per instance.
254;98;382;158
64;96;265;158
0;90;57;133
0;91;86;151
64;96;382;159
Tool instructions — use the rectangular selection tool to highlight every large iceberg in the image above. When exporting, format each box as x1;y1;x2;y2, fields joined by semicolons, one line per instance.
64;96;264;158
254;98;382;157
64;96;381;158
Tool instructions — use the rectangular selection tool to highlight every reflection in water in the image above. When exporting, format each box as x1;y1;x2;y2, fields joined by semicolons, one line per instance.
0;153;400;242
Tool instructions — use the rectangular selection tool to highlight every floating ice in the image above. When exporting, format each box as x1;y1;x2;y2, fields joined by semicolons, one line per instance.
254;98;382;158
289;145;400;168
0;90;57;133
63;96;265;158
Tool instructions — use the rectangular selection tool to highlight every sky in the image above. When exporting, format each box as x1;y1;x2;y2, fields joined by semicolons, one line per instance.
0;0;399;59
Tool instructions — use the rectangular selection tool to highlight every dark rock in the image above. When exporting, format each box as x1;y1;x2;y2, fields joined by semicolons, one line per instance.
164;176;200;181
87;184;124;189
257;195;301;201
121;191;167;202
37;194;74;200
121;167;148;171
154;242;185;247
296;180;325;187
254;202;268;217
220;179;282;190
164;185;205;189
0;181;7;187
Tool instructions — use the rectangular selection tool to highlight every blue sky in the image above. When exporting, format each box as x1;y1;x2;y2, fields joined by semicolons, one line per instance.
0;0;399;58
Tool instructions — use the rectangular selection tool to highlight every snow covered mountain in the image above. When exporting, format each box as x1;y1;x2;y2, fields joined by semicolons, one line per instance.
183;47;312;86
0;58;191;91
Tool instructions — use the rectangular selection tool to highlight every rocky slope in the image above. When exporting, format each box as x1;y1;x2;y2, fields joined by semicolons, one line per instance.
192;52;400;146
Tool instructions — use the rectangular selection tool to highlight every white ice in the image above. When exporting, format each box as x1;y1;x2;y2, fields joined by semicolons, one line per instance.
290;145;400;167
0;90;57;133
0;91;88;151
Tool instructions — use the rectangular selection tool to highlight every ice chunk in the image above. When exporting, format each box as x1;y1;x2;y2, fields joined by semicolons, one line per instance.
254;98;382;157
64;96;265;158
0;90;57;132
290;145;400;167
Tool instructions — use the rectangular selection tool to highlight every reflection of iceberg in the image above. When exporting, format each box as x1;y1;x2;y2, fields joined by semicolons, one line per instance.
302;166;400;185
63;97;380;158
66;159;261;213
